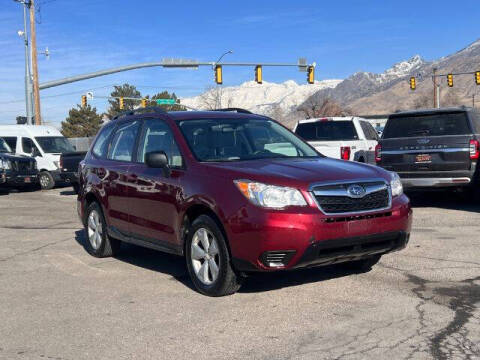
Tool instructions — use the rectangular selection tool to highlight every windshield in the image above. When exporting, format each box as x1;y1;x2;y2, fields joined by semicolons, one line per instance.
178;118;319;162
383;113;471;139
295;121;358;141
35;136;75;154
0;138;12;153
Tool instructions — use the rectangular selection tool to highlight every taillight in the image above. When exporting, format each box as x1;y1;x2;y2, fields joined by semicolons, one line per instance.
470;139;480;160
375;144;382;163
59;157;63;169
340;146;351;160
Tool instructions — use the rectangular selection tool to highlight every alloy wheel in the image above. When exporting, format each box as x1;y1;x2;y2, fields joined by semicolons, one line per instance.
87;210;103;250
190;228;220;285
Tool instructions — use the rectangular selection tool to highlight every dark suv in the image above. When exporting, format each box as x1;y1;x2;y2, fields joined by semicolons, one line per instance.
376;107;480;196
0;137;38;189
77;108;412;296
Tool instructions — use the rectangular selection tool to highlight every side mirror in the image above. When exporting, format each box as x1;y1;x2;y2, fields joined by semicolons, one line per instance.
145;151;170;176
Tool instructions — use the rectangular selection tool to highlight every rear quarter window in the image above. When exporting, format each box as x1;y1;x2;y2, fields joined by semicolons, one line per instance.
92;124;116;158
383;112;471;139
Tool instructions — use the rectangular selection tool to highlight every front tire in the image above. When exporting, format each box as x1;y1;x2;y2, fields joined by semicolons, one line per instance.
185;215;243;296
39;171;54;190
84;202;120;257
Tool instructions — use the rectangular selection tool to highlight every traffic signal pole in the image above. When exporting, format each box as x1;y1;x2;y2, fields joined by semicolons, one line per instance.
39;60;314;90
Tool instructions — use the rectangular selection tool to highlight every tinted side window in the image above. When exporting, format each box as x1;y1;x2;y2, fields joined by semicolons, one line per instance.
3;137;17;151
108;121;140;162
137;119;183;167
22;137;40;154
92;124;116;158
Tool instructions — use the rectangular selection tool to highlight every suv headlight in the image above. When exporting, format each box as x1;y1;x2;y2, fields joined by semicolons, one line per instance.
234;180;307;209
0;159;11;170
390;172;403;197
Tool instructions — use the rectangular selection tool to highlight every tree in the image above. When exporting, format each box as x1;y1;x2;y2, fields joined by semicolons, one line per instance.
106;83;141;119
297;97;348;118
148;91;186;111
61;105;103;138
198;86;232;110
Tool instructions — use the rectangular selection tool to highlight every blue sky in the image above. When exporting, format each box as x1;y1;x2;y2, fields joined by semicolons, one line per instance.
0;0;479;126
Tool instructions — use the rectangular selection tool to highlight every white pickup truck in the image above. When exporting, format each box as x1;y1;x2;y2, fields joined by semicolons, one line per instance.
293;117;379;163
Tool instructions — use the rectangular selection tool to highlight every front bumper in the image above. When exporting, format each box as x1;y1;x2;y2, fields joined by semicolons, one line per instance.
228;194;412;272
4;171;39;187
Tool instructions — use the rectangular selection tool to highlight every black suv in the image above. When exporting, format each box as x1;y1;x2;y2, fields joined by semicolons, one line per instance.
376;107;480;195
0;137;38;189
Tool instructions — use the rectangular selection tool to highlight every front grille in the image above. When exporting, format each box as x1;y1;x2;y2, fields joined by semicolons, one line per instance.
311;180;391;215
11;160;35;173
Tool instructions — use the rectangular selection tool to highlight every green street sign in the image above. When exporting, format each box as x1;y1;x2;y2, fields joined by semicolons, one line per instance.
156;99;176;105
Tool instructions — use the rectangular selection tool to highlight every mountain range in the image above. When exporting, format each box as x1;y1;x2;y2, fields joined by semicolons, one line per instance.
182;39;480;120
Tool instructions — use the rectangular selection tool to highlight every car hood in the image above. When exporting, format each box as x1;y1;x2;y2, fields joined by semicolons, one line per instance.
0;153;35;163
203;157;391;189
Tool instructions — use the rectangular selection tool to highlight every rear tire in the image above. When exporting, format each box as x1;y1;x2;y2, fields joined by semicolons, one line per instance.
344;255;381;272
84;202;120;257
185;215;243;296
39;171;54;190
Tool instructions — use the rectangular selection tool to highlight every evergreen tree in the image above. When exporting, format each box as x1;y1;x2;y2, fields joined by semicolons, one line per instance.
61;104;103;138
106;83;142;118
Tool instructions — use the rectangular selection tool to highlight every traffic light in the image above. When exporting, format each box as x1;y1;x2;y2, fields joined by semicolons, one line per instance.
141;98;147;108
215;65;223;84
255;65;262;84
447;73;453;87
476;71;480;85
409;77;416;91
81;95;87;107
307;66;315;84
119;97;124;109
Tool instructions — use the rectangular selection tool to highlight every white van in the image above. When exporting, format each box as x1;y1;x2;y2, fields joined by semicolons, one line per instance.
0;125;75;189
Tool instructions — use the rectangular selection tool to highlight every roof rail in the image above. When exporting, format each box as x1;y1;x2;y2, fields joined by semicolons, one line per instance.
212;108;252;114
112;106;168;120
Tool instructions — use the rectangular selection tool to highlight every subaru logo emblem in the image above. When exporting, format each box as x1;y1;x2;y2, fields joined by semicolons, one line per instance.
417;138;430;144
347;184;366;198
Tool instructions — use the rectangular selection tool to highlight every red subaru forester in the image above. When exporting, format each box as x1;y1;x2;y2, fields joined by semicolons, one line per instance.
77;108;412;296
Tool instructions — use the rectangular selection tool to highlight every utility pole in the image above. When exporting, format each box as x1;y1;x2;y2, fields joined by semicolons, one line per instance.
29;0;41;125
432;68;438;108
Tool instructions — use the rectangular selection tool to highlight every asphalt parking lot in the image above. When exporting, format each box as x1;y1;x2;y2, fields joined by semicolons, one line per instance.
0;188;479;360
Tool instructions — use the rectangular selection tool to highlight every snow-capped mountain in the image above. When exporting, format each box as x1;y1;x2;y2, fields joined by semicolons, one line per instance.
181;79;342;114
303;38;480;115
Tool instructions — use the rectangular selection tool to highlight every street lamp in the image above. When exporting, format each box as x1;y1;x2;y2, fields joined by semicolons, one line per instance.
214;50;233;66
15;0;33;124
213;50;233;109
